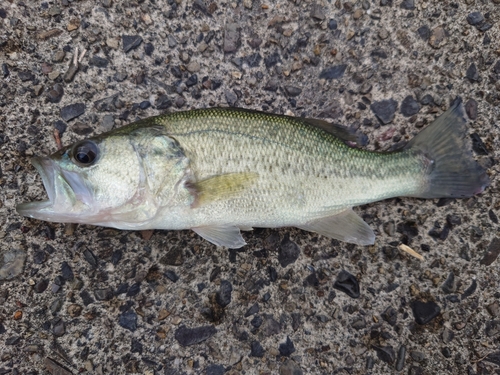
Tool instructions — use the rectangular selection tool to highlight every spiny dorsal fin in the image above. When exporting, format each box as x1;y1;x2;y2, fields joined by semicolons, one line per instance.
190;172;259;207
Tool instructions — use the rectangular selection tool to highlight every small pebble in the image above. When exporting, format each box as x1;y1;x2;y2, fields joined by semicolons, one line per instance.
370;99;398;124
174;325;217;346
319;65;347;80
122;35;143;52
119;310;138;331
250;340;265;357
333;270;360;298
216;280;233;307
412;300;441;325
279;336;295;356
61;103;85;121
278;236;300;267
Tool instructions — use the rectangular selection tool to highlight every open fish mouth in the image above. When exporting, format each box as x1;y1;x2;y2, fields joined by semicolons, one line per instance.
16;157;57;219
16;157;93;223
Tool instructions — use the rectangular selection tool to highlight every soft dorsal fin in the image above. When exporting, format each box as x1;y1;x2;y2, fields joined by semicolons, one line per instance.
190;172;259;207
301;118;368;146
297;209;375;245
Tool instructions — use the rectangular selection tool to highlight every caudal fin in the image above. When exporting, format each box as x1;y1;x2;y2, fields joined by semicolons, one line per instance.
405;97;489;198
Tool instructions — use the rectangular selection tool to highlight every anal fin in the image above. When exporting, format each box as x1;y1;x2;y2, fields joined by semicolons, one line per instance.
298;209;375;246
192;225;247;248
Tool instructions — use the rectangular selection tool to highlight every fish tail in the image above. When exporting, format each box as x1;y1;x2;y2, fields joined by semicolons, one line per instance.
405;97;489;198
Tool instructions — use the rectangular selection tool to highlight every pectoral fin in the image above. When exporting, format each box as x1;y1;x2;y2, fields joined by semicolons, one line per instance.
192;225;247;248
298;209;375;245
190;172;258;207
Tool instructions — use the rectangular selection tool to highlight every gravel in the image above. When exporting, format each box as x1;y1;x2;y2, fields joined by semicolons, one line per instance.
2;1;498;374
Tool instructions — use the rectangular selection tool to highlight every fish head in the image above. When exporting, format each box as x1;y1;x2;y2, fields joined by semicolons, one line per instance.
17;133;153;225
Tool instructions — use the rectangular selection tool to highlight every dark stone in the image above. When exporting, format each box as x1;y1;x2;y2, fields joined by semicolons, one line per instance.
441;272;456;294
485;320;500;337
470;133;488;155
400;95;420;117
223;22;240;53
94;93;121;112
417;25;430;40
0;322;5;335
156;95;172;110
373;345;395;364
261;315;281;337
264;79;279;92
174;325;217;346
279;336;295;357
90;55;108;68
144;42;154;56
466;63;479;81
245;53;262;68
244;303;259;317
420;94;434;105
478;23;493;32
186;74;198;87
52;318;65;337
412;300;441;325
304;272;319;287
18;70;35;81
278;236;300;267
264;52;281;69
465;98;478;119
53;120;67;135
122;35;143;52
206;364;225;375
111;249;122;265
310;4;325;20
400;0;414;9
485;351;500;366
442;327;454;343
79;290;94;306
461;279;477;300
225;90;238;107
216;280;232;307
351;317;366;330
319;64;347;80
61;262;75;281
6;336;21;345
139;100;151;110
268;266;278;282
159;247;184;266
250;340;265;357
466;12;484;26
33;250;47;264
126;282;141;297
489;210;498;224
396;345;406;371
131;338;143;354
250;315;263;328
114;71;127;82
371;99;398;124
371;49;388;59
284;86;302;97
34;279;49;293
494;60;500;75
382;306;397;326
333;270;360;298
164;270;179;282
119;310;138;331
47;83;64;103
94;288;113;301
441;347;452;358
82;249;97;268
61;103;85;121
328;19;338;30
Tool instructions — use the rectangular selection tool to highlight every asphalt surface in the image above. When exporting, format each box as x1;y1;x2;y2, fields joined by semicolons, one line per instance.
1;0;499;374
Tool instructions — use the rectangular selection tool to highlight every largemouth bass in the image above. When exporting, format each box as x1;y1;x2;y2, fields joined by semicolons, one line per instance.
17;98;489;248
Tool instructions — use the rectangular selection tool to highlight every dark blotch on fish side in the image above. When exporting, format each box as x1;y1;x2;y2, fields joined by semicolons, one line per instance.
119;309;138;331
370;98;398;124
319;64;347;80
61;103;85;121
122;35;143;53
278;236;300;267
174;325;216;346
333;270;360;298
411;300;441;325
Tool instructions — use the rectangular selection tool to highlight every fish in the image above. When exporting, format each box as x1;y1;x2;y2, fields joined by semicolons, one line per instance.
17;97;489;248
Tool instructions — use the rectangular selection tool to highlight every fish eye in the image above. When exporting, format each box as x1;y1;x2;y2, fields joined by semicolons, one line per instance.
72;140;99;166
